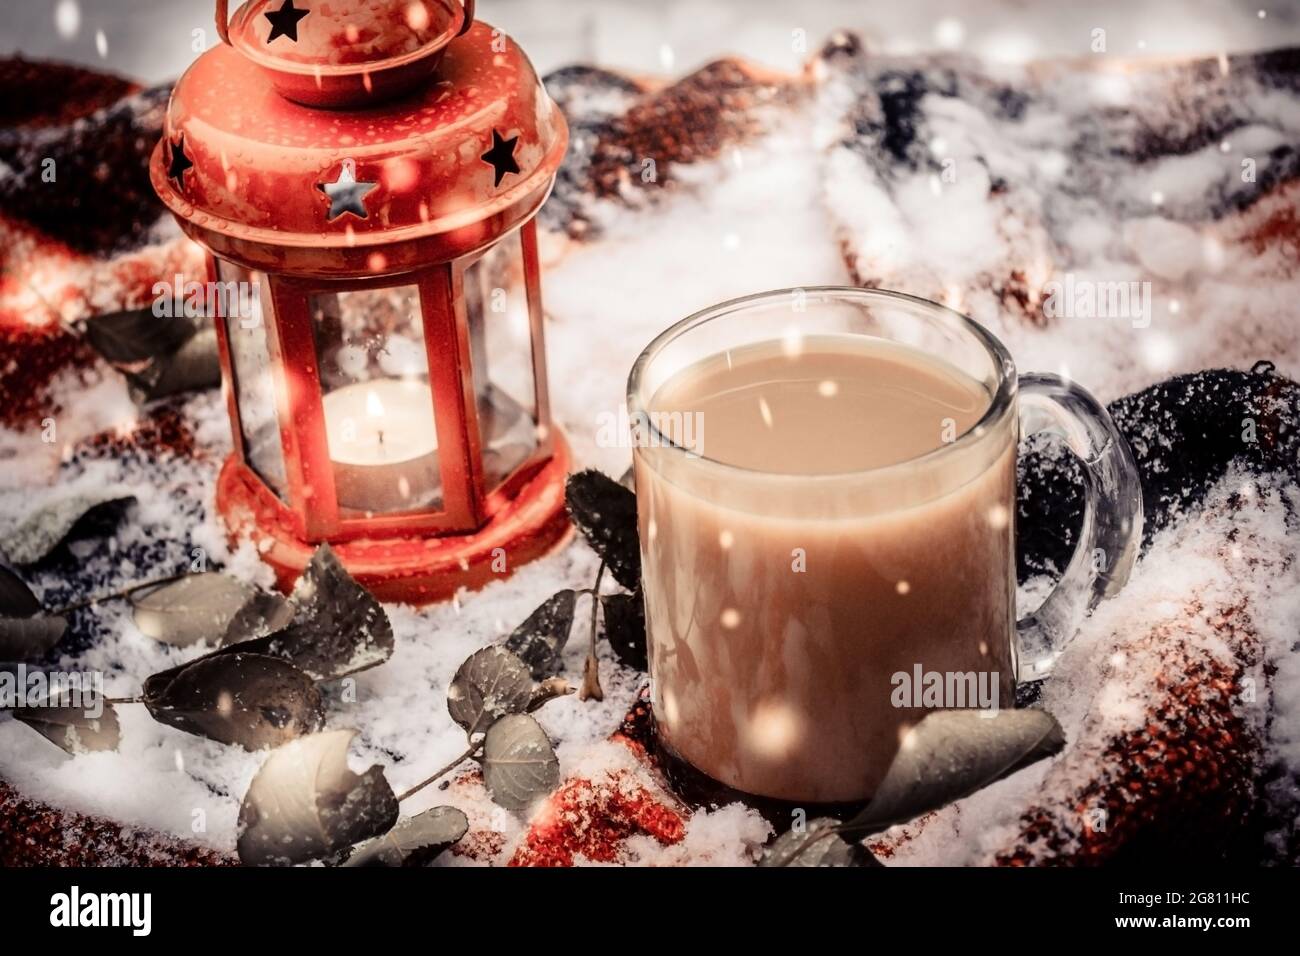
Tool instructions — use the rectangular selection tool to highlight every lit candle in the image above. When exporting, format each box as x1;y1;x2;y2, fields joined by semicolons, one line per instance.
321;379;439;512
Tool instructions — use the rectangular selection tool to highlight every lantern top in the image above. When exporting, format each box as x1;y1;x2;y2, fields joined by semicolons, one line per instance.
151;17;567;276
219;0;473;107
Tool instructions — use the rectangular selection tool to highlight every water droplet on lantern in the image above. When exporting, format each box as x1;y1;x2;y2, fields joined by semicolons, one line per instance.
406;2;431;31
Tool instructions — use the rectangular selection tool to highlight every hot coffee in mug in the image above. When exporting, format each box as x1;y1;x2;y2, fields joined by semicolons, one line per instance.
627;287;1142;805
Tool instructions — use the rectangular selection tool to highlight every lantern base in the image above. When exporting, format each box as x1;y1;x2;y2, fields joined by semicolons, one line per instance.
215;433;573;605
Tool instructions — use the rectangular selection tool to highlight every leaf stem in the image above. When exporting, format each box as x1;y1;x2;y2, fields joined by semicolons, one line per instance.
396;740;482;803
579;562;606;702
50;570;195;617
397;677;572;804
528;677;575;711
104;696;143;705
776;827;842;867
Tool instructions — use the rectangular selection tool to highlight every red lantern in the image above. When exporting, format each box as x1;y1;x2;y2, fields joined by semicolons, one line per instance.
150;0;571;603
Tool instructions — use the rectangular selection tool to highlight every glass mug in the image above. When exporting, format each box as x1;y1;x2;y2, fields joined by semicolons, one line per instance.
627;287;1143;805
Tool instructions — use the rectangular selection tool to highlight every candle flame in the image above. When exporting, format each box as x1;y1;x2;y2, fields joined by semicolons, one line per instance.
366;390;385;417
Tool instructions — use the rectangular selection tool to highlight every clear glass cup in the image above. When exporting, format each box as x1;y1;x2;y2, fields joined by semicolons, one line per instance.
627;287;1143;805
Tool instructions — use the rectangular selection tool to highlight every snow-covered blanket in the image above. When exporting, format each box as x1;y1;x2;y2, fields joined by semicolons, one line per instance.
1;36;1298;865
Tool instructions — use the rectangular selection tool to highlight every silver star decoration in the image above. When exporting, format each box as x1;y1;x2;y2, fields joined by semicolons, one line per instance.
318;161;377;221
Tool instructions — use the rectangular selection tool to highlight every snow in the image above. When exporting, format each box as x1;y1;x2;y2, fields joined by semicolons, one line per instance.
881;471;1299;865
1;35;1298;865
816;43;1300;402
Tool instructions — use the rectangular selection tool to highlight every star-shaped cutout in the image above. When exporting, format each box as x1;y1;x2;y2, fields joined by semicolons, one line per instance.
264;0;309;43
480;129;521;188
318;162;377;221
167;135;193;190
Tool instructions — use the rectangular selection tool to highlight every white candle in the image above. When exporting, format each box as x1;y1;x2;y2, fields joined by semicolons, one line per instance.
321;379;440;512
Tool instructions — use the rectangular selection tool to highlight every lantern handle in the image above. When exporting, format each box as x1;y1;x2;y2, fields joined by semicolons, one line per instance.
216;0;232;45
215;1;472;45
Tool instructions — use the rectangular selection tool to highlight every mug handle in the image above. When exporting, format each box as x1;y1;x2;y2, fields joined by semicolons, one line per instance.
216;0;231;45
1014;373;1144;681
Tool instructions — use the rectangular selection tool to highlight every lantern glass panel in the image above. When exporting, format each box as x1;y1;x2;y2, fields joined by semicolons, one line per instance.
463;229;538;488
307;284;443;514
219;261;288;501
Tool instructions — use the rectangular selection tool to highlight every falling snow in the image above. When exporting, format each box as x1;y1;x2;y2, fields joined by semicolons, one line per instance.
1;33;1298;864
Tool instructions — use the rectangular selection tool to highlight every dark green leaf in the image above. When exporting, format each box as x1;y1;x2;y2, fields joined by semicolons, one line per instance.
260;545;393;680
447;645;534;737
1;494;135;566
343;805;469;867
0;565;40;617
143;651;324;750
481;713;560;811
132;572;291;648
565;470;641;590
0;614;67;662
502;589;577;679
126;324;221;401
237;729;400;866
840;709;1065;841
602;589;646;670
12;702;121;754
82;307;196;363
760;817;879;868
223;588;295;643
